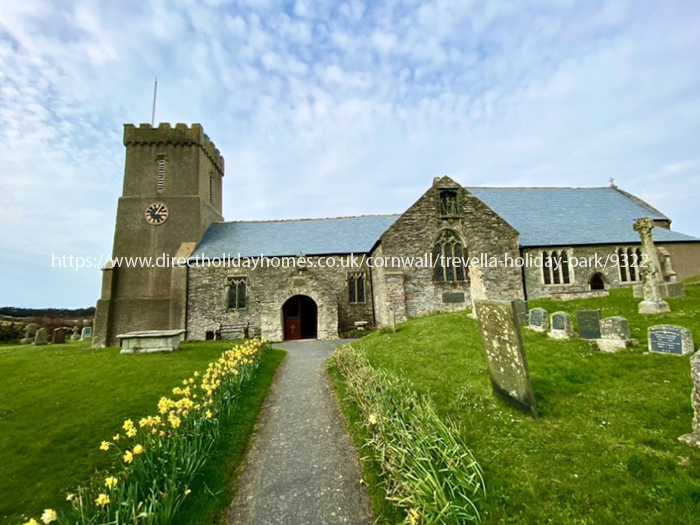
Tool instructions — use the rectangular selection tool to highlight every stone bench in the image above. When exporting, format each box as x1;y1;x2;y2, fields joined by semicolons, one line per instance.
117;330;185;354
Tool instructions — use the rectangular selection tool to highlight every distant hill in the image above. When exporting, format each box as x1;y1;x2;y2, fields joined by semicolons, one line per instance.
0;307;95;319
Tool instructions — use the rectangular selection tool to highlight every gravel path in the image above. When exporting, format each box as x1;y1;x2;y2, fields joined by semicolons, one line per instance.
228;339;374;525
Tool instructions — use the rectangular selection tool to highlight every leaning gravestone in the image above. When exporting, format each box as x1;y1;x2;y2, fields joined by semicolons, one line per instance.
513;299;529;326
528;308;549;332
52;328;66;344
71;326;81;341
81;326;93;341
679;350;700;448
576;310;602;340
597;316;634;352
648;325;694;356
549;311;573;339
34;328;48;346
475;300;537;418
633;217;671;314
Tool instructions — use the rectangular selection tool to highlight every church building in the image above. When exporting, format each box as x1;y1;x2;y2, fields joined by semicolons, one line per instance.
93;123;700;347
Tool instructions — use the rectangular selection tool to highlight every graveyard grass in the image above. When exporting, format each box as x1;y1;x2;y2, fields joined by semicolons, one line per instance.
343;276;700;524
0;340;285;525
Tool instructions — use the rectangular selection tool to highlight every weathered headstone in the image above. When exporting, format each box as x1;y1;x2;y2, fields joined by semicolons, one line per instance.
20;324;35;344
527;308;549;332
597;316;634;352
633;217;671;314
52;327;66;344
648;325;694;356
549;311;573;339
71;326;81;341
388;311;396;333
513;299;529;326
475;300;537;418
679;350;700;448
81;326;93;340
576;310;602;340
34;328;48;346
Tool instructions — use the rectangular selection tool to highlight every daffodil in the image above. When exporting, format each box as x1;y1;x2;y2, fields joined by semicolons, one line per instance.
41;509;57;524
23;519;39;525
126;427;137;438
66;493;75;501
122;419;134;431
123;450;134;463
205;410;212;419
133;444;145;455
408;508;420;525
368;414;378;425
112;434;120;441
95;493;110;507
105;476;118;489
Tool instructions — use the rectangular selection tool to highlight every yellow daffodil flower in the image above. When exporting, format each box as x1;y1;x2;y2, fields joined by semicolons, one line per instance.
123;451;134;463
132;444;144;455
95;493;110;507
99;441;110;451
40;509;57;524
105;476;118;489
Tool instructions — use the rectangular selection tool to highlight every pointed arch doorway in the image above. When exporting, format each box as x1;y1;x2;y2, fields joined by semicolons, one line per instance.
282;295;318;340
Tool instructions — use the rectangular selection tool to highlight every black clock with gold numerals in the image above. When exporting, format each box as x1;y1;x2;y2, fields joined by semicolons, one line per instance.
144;203;169;225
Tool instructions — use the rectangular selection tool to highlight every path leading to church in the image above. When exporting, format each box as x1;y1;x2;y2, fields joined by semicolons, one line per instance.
228;339;374;525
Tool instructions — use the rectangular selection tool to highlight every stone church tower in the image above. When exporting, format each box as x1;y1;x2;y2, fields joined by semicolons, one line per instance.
93;123;224;347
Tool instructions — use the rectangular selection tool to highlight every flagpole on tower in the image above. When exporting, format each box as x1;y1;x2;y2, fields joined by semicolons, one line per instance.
151;77;158;126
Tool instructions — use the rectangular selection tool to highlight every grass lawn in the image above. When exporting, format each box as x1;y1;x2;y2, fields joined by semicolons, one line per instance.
347;278;700;524
0;339;285;525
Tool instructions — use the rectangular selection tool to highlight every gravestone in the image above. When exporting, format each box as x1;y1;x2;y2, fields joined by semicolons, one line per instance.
679;351;700;448
34;328;48;346
648;325;694;356
388;311;396;333
597;316;635;352
20;324;35;344
52;327;66;344
474;300;537;418
528;308;549;332
549;311;573;339
513;299;529;326
71;326;81;341
81;326;93;341
576;310;602;340
633;217;671;314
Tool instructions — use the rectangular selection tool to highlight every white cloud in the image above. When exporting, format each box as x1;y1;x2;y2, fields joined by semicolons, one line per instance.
0;0;699;307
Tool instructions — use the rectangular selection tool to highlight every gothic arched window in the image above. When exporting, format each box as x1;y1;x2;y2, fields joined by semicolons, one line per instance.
434;230;466;282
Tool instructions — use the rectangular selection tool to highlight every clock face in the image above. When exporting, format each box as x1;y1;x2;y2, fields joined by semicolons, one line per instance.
144;203;169;225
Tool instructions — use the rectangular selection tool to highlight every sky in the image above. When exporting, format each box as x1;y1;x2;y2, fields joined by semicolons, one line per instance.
0;0;699;309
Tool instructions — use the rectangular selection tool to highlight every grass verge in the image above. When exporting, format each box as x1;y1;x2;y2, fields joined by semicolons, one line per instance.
331;282;700;524
0;340;283;525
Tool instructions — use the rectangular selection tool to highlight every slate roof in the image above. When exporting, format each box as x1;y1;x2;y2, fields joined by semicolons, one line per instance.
193;215;400;258
192;187;697;259
468;187;697;247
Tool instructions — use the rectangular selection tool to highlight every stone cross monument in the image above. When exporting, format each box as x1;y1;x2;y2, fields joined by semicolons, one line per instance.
633;217;670;314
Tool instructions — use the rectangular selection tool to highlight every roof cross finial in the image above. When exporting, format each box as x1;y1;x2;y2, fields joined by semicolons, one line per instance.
609;177;616;188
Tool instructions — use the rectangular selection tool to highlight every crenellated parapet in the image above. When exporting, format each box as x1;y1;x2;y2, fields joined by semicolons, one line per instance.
123;123;225;175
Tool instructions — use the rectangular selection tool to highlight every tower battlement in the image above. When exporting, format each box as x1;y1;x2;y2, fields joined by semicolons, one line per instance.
123;123;224;175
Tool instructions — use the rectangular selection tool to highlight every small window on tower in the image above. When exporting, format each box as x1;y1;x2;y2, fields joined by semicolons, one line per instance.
156;154;166;193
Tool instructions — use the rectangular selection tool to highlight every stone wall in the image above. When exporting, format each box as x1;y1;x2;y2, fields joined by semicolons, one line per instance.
186;254;374;342
657;242;700;281
371;176;524;325
523;245;636;299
